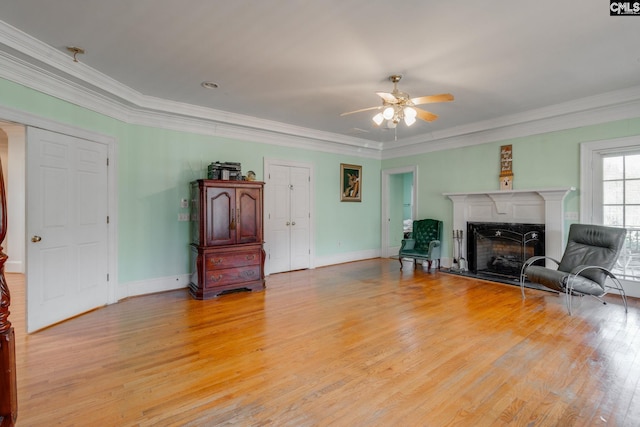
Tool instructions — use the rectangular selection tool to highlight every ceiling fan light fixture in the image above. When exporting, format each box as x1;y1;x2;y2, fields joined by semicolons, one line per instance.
372;113;384;126
382;106;395;120
404;106;417;119
404;115;416;126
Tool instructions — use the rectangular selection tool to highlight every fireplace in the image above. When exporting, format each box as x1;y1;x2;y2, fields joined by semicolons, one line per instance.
444;187;575;270
467;222;545;281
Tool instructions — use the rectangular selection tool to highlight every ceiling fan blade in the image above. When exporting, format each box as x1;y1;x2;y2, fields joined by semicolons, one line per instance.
376;92;398;103
411;93;454;105
340;106;381;116
415;107;439;122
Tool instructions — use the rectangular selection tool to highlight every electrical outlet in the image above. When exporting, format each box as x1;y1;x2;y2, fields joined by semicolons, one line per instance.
565;211;579;220
178;213;190;221
180;198;189;208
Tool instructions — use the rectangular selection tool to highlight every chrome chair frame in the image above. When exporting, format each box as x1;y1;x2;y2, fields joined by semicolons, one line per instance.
520;256;628;315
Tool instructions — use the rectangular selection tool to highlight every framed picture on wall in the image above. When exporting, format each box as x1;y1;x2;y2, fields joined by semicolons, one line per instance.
340;163;362;202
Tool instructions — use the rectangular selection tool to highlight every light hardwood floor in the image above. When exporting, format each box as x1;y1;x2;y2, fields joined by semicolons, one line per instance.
6;259;640;426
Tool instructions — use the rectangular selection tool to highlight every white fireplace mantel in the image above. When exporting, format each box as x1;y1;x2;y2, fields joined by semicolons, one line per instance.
443;187;575;264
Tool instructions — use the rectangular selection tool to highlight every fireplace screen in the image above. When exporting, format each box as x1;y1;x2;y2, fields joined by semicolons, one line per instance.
467;222;545;280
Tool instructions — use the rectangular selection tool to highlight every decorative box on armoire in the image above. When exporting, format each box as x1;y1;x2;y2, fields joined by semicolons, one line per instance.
189;179;265;299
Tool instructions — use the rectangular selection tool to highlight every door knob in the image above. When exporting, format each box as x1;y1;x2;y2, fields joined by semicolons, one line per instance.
32;235;42;243
286;221;291;226
292;221;296;226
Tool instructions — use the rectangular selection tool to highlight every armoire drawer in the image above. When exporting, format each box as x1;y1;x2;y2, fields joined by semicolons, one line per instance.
205;250;261;270
205;265;262;289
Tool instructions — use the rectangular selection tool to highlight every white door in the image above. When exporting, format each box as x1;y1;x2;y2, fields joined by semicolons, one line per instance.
289;166;311;270
268;165;293;273
26;127;109;332
266;164;311;274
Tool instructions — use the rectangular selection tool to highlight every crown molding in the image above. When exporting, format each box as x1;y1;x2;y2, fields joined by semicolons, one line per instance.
1;19;639;162
0;48;382;159
382;86;640;159
0;20;382;158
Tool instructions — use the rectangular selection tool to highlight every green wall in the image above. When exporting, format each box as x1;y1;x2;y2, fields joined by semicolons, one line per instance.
403;173;413;220
382;118;640;259
0;78;381;285
389;174;404;247
3;75;640;284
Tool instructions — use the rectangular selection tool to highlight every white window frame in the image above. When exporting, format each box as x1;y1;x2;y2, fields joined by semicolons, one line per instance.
581;136;640;223
581;136;640;297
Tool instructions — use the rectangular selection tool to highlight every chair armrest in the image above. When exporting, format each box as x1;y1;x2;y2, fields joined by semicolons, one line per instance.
567;265;628;312
400;238;415;251
569;264;618;280
566;265;623;295
428;239;441;252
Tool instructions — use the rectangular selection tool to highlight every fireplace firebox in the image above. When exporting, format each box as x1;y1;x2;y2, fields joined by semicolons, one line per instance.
467;222;545;282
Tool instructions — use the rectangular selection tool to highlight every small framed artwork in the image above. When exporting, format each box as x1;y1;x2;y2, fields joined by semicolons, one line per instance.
499;144;514;191
340;163;362;202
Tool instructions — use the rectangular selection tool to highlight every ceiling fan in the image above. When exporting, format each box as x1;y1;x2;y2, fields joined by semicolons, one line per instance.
341;75;453;127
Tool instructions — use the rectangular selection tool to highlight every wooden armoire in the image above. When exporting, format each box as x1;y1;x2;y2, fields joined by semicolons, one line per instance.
189;179;265;299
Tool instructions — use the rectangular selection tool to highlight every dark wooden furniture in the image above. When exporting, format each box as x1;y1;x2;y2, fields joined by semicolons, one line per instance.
0;159;17;426
189;180;265;299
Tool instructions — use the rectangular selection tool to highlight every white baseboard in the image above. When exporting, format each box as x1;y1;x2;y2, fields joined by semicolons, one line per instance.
314;248;381;268
620;281;640;299
5;260;24;273
117;273;190;300
113;259;640;302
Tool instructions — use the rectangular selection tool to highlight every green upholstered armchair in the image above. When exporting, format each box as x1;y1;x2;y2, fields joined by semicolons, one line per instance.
399;219;443;270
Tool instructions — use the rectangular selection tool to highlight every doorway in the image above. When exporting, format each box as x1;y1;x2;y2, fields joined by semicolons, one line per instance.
0;122;25;274
264;158;314;275
0;105;118;332
381;166;417;258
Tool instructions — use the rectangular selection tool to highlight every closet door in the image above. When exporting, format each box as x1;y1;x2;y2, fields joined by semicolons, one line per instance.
268;165;293;273
289;166;310;270
267;164;311;274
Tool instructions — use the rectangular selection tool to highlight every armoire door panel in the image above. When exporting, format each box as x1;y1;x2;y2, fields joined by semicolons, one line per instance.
237;187;261;244
206;187;234;246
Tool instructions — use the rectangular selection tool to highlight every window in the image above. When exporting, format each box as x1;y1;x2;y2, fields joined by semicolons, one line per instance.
602;153;640;226
582;137;640;283
602;153;640;280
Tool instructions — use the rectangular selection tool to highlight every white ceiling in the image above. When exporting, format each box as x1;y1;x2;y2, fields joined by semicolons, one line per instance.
0;0;639;148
